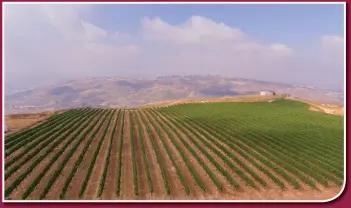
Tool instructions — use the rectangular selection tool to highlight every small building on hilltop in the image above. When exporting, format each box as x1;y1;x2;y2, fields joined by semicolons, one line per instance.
260;91;276;96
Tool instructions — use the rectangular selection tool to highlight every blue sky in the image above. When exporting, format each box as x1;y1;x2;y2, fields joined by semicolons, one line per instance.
84;4;344;49
4;3;345;91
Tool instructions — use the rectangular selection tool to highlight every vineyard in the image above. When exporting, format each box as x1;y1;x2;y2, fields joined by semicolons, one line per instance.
4;99;344;200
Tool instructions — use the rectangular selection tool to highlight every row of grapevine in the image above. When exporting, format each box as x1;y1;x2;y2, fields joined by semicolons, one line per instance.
5;109;85;157
79;110;116;198
158;111;240;190
213;115;339;187
228;114;343;166
163;101;342;189
5;109;100;197
172;113;286;189
167;113;257;188
132;111;154;194
129;111;139;196
137;111;171;195
20;109;104;199
59;110;112;199
115;111;126;196
148;110;207;192
5;109;78;143
5;109;96;179
232;117;343;183
97;110;121;197
143;111;190;195
152;111;223;191
38;109;110;199
161;110;299;189
229;117;343;177
156;110;267;187
4;101;343;199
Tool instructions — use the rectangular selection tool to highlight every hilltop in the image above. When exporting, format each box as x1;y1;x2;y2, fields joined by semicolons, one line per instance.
5;95;343;135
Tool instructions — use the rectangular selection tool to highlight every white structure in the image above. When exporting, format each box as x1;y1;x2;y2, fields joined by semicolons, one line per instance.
4;123;8;133
260;91;275;96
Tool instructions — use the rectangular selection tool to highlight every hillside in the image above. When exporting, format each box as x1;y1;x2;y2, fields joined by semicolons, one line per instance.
4;99;344;200
4;75;343;115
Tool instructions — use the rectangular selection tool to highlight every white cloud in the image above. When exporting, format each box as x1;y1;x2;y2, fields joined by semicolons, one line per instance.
139;15;297;83
4;4;344;91
319;35;344;66
141;16;294;56
4;4;140;89
320;35;344;49
141;16;246;44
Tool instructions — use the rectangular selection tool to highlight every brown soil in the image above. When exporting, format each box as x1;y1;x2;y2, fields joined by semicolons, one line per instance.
287;97;344;116
5;111;96;200
189;120;284;192
144;111;196;199
153;111;222;199
24;111;101;200
42;111;109;200
63;112;112;199
135;111;166;199
100;110;123;200
138;95;279;109
180;121;262;195
152;112;219;198
5;111;83;166
194;118;303;191
130;111;150;199
145;110;205;199
5;108;343;201
120;111;135;199
139;111;186;199
154;111;343;200
5;110;66;134
4;112;88;185
82;110;118;199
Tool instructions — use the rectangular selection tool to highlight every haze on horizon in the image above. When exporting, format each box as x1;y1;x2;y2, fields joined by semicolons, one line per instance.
4;3;345;92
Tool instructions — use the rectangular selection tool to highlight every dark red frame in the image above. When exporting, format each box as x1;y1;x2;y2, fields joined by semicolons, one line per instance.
0;0;348;207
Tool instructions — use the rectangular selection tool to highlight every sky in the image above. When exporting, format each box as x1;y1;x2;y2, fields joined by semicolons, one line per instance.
4;3;345;91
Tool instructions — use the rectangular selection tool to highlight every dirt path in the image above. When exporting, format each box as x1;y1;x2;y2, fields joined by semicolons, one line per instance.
43;111;109;200
82;110;118;199
145;110;204;199
135;111;166;199
101;111;123;200
5;110;99;200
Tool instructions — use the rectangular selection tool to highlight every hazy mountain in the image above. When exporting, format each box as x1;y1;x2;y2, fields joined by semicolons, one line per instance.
4;75;344;114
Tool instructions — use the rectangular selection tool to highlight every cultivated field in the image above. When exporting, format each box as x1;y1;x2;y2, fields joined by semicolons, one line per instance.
4;99;344;200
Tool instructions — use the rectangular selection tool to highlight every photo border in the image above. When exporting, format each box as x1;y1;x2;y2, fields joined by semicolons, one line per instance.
0;1;348;207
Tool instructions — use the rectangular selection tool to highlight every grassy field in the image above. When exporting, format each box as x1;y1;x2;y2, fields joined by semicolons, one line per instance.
4;99;344;200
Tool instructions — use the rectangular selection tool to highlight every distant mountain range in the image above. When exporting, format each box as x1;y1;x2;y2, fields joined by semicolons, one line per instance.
4;75;344;114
